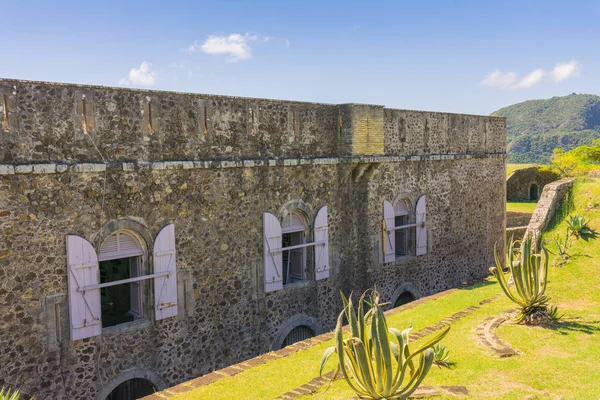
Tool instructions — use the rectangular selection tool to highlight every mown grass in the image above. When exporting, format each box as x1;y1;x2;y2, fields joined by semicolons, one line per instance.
507;202;537;213
173;178;600;400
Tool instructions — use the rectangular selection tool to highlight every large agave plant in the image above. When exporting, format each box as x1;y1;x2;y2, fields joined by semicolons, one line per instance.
490;236;551;324
320;289;450;399
0;388;20;400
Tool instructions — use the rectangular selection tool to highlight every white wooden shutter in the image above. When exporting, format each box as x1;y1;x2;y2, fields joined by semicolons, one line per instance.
416;195;427;256
314;206;330;280
66;235;101;340
153;224;178;320
129;258;143;319
263;212;283;292
383;200;395;263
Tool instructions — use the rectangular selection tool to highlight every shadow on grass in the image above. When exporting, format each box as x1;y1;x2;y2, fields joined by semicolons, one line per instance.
548;317;600;335
458;279;497;291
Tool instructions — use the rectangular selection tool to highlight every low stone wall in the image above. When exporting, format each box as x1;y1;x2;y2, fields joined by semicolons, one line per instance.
506;226;527;241
506;211;532;228
526;177;575;241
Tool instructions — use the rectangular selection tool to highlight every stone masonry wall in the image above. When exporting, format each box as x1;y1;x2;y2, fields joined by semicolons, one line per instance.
506;167;559;201
0;79;506;399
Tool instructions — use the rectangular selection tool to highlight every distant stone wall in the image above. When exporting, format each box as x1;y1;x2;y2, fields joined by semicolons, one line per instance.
506;211;532;228
506;167;559;201
526;178;575;241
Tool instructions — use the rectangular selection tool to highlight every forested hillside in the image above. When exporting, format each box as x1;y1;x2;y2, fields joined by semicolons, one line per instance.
492;94;600;163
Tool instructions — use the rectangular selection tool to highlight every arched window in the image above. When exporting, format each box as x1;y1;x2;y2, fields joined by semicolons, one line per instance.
282;325;315;348
281;212;308;285
393;291;416;308
105;378;156;400
394;200;410;257
98;230;145;328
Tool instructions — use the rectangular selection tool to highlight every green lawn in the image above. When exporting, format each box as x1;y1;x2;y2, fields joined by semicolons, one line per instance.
507;202;538;213
506;163;537;177
172;178;600;400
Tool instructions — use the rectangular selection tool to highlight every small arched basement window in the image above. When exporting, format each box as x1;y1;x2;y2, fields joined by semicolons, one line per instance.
105;378;156;400
530;184;539;201
393;291;416;308
98;231;145;327
394;200;410;257
281;212;307;285
282;325;315;348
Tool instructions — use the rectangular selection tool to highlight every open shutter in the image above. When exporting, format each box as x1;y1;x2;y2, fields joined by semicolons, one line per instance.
383;200;395;263
153;224;178;320
66;235;101;340
314;206;330;280
263;212;283;292
129;258;143;319
416;195;427;256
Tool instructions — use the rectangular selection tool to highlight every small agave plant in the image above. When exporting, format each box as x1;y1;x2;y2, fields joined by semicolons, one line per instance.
0;388;20;400
320;289;450;400
490;236;553;324
432;344;451;368
566;214;596;240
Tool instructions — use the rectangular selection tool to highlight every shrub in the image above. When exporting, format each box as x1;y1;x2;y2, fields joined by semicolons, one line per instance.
320;289;450;399
566;214;596;240
490;236;555;324
432;344;451;368
0;388;20;400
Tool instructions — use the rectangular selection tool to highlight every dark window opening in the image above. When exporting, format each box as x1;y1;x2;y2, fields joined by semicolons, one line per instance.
530;184;539;201
282;231;305;285
105;378;156;400
394;215;408;257
99;256;143;328
282;325;315;348
394;291;416;308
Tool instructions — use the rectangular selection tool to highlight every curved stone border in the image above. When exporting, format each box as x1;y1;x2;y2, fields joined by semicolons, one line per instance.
476;313;518;358
97;367;167;400
271;314;322;351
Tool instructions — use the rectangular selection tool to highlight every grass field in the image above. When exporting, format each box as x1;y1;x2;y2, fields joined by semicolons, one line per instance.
506;202;537;213
171;178;600;400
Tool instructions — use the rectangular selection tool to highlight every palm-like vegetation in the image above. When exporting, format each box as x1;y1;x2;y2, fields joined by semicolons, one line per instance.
320;289;450;399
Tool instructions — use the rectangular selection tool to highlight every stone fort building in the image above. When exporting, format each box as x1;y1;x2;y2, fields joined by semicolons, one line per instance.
0;79;506;399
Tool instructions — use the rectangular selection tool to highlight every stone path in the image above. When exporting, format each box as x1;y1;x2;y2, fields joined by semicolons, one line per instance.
475;312;519;358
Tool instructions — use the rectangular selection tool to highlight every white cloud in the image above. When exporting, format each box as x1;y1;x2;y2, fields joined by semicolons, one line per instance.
513;68;546;88
187;33;258;62
481;61;581;90
118;62;157;86
551;60;580;82
480;70;517;88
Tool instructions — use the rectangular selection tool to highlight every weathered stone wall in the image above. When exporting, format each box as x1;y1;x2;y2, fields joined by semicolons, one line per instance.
506;167;559;201
0;79;506;399
506;211;533;228
526;177;575;242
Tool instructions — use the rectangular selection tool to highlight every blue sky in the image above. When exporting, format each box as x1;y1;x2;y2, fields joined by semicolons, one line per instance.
1;0;599;115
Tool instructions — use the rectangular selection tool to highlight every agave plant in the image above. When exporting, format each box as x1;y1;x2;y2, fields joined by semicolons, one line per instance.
552;230;571;267
0;388;20;400
566;214;595;239
490;236;552;324
320;289;450;399
432;344;451;368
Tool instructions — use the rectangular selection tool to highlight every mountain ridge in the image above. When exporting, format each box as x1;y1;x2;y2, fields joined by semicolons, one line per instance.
491;93;600;163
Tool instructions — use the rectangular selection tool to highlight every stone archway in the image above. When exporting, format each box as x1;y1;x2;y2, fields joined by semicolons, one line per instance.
529;183;539;201
389;282;420;309
272;314;321;350
97;368;167;400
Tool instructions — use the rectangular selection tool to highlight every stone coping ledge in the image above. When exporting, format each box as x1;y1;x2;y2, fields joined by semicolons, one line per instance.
0;152;506;176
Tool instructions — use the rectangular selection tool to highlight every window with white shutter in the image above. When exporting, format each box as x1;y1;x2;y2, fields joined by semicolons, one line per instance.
67;235;102;340
383;200;396;263
263;212;283;292
314;206;329;280
416;195;427;256
66;224;179;340
153;224;178;320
